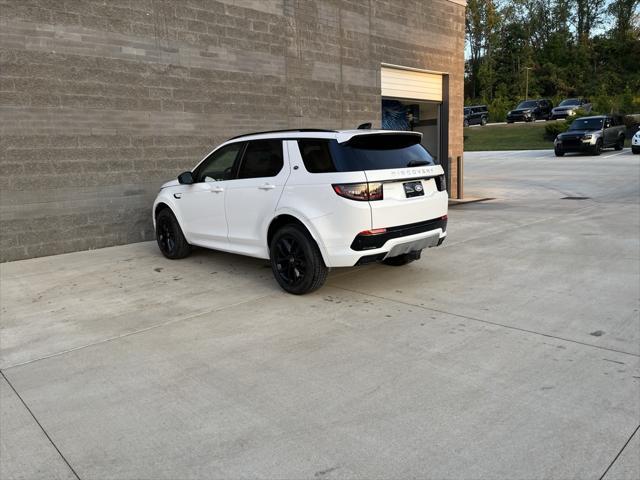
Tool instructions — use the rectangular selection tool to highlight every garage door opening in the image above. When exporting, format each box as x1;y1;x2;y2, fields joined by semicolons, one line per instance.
381;99;441;162
380;65;450;193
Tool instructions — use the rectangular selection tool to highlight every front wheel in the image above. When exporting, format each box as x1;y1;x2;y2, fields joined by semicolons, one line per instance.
270;225;328;294
592;140;603;156
463;119;469;127
156;209;191;259
480;117;487;126
554;147;564;157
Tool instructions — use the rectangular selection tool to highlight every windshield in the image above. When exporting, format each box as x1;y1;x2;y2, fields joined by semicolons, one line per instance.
570;118;603;131
559;99;580;107
516;101;537;109
297;135;435;173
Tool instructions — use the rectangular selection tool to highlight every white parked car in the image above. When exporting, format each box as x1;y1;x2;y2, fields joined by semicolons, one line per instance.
633;129;640;154
153;129;448;294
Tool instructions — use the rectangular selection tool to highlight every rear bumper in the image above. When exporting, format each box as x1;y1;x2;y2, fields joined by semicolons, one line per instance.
351;217;447;250
325;216;447;267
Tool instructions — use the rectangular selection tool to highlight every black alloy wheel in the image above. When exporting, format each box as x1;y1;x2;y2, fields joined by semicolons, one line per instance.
270;225;328;294
156;209;191;259
273;234;307;287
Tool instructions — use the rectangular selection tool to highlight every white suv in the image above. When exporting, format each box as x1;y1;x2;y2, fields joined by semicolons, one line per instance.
153;129;448;294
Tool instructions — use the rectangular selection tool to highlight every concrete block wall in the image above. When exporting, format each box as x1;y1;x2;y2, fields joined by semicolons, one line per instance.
0;0;465;262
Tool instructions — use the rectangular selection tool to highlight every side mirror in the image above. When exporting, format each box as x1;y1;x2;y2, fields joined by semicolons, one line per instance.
178;171;194;184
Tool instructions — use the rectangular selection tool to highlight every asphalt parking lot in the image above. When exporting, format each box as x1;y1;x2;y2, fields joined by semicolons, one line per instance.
1;148;639;480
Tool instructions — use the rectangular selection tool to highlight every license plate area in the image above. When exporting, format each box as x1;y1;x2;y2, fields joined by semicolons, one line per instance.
403;181;424;198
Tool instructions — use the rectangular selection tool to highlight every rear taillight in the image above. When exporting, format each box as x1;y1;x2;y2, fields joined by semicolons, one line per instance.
332;182;383;201
434;175;447;192
358;228;387;236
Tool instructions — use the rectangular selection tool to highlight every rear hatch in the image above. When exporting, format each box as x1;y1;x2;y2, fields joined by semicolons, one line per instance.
334;132;448;229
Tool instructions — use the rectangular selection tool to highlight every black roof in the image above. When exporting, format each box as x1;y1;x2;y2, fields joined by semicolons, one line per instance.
228;128;336;141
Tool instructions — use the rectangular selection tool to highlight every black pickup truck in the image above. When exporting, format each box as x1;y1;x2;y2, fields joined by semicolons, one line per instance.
554;115;626;156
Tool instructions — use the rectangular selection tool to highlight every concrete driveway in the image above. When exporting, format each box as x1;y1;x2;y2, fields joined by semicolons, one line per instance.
1;148;639;480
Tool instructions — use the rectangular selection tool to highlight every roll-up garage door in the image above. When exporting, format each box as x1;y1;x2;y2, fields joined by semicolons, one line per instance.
381;66;442;102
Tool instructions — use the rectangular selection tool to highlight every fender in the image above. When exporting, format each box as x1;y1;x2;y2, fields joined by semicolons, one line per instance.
152;192;185;232
267;207;331;266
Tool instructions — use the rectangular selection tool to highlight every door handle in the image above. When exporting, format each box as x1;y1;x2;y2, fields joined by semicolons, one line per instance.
259;184;276;190
210;186;224;193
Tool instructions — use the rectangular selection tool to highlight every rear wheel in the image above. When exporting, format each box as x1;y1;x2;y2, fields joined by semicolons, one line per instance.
615;136;624;151
156;209;191;259
382;250;421;266
270;225;328;294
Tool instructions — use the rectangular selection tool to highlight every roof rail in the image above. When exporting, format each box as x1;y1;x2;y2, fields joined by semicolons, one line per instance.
227;128;336;141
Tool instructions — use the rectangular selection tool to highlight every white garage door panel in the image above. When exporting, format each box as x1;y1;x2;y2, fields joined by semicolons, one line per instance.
381;67;442;102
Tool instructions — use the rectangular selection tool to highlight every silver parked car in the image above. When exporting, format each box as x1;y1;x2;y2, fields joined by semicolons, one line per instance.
550;98;592;120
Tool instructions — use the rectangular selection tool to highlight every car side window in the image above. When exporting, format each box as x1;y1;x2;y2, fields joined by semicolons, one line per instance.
237;139;283;179
298;139;337;173
195;142;244;182
605;118;612;128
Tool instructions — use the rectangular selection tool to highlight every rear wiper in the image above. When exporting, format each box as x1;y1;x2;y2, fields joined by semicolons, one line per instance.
406;160;430;167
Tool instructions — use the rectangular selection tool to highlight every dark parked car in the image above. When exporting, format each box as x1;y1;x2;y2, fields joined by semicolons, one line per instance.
554;115;626;156
550;98;592;119
506;99;553;123
464;105;488;127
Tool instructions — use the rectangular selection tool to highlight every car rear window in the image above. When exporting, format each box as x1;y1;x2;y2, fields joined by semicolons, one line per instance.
297;134;435;173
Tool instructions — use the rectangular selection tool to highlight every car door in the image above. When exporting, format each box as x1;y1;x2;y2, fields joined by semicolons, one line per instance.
603;117;615;146
470;108;479;125
176;142;244;248
225;139;290;258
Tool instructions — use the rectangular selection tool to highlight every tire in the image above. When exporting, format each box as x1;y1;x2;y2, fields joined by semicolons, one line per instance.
632;146;640;154
554;147;564;157
156;208;191;259
592;139;603;156
480;117;487;126
463;119;469;127
507;120;513;124
615;136;624;151
270;224;328;294
382;250;422;267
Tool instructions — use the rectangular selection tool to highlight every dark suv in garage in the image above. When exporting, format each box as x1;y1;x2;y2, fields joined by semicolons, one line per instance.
506;99;553;123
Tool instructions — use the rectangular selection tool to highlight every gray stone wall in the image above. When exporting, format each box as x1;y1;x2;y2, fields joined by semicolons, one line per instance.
0;0;465;262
